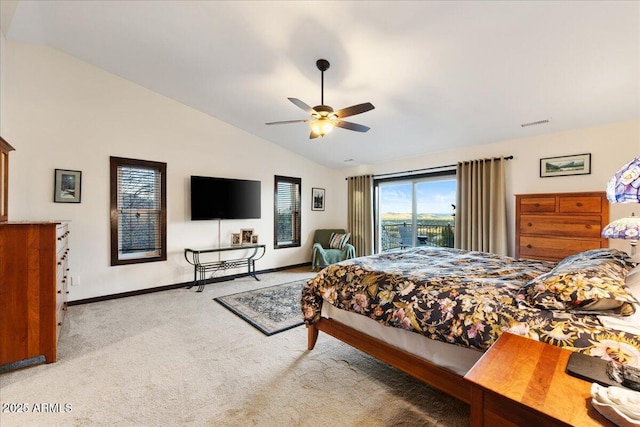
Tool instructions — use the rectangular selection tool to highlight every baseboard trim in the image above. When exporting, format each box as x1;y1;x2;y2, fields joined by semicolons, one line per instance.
68;262;312;306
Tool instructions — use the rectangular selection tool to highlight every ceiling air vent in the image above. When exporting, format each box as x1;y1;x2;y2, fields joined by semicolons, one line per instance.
521;119;549;128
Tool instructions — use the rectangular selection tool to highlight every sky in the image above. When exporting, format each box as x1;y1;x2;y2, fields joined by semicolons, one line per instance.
379;179;456;215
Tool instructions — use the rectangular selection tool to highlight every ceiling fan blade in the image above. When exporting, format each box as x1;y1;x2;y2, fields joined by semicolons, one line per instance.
288;98;317;115
265;119;309;125
335;120;370;133
334;102;375;119
309;131;320;139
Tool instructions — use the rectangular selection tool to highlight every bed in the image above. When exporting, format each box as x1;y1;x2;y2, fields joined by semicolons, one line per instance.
301;246;640;404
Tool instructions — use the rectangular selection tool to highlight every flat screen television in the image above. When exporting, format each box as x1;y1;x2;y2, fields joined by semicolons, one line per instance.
190;176;261;220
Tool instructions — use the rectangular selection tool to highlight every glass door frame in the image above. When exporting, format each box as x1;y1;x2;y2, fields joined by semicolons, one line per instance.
373;170;456;253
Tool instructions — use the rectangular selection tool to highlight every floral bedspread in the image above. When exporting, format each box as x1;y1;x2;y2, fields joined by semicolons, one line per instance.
301;247;640;366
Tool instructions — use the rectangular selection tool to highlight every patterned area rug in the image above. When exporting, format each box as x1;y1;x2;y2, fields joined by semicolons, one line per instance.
214;280;308;336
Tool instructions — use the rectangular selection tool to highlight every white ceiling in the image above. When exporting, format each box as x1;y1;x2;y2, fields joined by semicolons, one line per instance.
4;1;640;169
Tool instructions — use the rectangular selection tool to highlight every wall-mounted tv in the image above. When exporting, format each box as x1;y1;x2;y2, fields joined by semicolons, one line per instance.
190;176;261;220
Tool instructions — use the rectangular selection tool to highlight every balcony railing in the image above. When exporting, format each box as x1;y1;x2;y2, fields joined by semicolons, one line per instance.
380;221;454;252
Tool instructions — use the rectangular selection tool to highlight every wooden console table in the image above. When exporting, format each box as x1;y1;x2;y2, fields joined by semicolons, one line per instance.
184;244;266;292
464;332;614;427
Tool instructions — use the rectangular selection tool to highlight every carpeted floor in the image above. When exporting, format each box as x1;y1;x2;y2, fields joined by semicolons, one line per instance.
0;267;470;426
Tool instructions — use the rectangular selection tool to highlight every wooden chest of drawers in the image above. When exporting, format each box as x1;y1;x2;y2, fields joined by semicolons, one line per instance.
0;222;69;367
515;192;609;262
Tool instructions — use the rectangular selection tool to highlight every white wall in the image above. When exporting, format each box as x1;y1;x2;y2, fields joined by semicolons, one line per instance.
342;119;640;256
3;41;346;301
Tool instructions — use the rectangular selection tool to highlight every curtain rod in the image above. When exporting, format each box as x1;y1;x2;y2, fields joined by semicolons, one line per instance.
370;155;514;180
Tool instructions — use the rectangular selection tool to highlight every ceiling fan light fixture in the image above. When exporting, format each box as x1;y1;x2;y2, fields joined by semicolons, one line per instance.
310;118;335;136
266;59;374;139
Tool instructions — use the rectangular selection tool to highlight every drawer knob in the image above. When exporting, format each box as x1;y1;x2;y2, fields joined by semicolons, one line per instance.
534;203;540;207
576;202;583;207
527;222;533;227
527;244;532;249
586;225;592;229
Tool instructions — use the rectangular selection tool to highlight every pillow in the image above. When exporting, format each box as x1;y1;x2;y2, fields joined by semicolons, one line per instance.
329;233;350;249
517;248;638;313
626;264;640;300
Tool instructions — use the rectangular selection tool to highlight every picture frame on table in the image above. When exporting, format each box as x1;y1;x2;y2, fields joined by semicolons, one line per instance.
251;234;259;244
54;169;82;203
241;228;254;245
312;187;325;211
231;233;241;246
540;153;591;178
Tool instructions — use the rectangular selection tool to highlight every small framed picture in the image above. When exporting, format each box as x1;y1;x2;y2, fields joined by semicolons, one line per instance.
231;233;241;246
241;228;254;245
312;187;325;211
251;234;259;244
540;153;591;178
54;169;82;203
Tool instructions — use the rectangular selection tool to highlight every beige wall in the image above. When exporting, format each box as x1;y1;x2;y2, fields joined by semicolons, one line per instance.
342;119;640;256
2;41;345;301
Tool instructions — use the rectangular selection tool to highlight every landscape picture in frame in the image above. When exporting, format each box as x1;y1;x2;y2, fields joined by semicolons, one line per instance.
540;153;591;178
54;169;82;203
312;187;325;211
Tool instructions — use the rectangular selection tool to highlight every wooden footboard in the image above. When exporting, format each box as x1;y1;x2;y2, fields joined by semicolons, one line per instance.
307;318;472;404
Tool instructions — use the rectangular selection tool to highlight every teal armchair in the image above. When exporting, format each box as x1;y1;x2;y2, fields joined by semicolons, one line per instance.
311;229;356;271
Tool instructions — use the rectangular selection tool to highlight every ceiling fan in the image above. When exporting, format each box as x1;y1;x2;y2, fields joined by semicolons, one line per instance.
266;59;375;139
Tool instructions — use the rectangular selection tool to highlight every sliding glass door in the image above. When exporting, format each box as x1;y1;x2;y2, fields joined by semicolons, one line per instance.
376;173;456;252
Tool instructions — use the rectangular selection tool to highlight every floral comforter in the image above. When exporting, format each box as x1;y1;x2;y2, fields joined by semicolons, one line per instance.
301;247;640;366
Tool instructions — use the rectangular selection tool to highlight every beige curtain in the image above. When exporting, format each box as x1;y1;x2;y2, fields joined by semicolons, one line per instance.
455;157;508;255
347;175;373;257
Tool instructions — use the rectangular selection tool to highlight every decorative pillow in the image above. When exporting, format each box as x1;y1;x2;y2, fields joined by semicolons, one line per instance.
626;264;640;300
517;249;637;313
329;233;350;249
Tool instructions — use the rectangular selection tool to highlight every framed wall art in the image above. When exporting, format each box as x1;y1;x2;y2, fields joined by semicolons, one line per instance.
312;187;325;211
540;153;591;178
54;169;82;203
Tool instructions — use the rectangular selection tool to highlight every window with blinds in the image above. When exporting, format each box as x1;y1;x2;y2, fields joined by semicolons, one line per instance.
110;157;167;265
274;175;301;248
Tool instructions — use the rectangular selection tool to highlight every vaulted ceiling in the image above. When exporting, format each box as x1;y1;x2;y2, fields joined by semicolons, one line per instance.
4;1;640;168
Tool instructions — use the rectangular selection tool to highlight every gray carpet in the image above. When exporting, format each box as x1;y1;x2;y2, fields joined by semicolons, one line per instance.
0;268;470;426
214;280;307;335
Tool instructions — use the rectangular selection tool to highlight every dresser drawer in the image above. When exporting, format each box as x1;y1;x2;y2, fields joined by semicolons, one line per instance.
56;223;69;254
558;196;602;213
519;236;605;262
519;215;602;238
519;197;556;213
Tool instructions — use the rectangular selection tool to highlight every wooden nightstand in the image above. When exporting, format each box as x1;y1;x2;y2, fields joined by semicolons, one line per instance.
464;332;615;427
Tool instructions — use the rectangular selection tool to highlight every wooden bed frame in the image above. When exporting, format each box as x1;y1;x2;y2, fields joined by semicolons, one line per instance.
307;318;472;404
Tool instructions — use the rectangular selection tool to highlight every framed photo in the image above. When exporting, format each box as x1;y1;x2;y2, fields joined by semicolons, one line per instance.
240;228;254;245
540;153;591;178
54;169;82;203
251;234;259;244
231;233;241;246
312;187;325;211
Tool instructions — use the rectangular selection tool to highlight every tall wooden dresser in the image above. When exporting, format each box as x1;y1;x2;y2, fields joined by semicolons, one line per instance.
0;221;70;367
515;191;609;262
